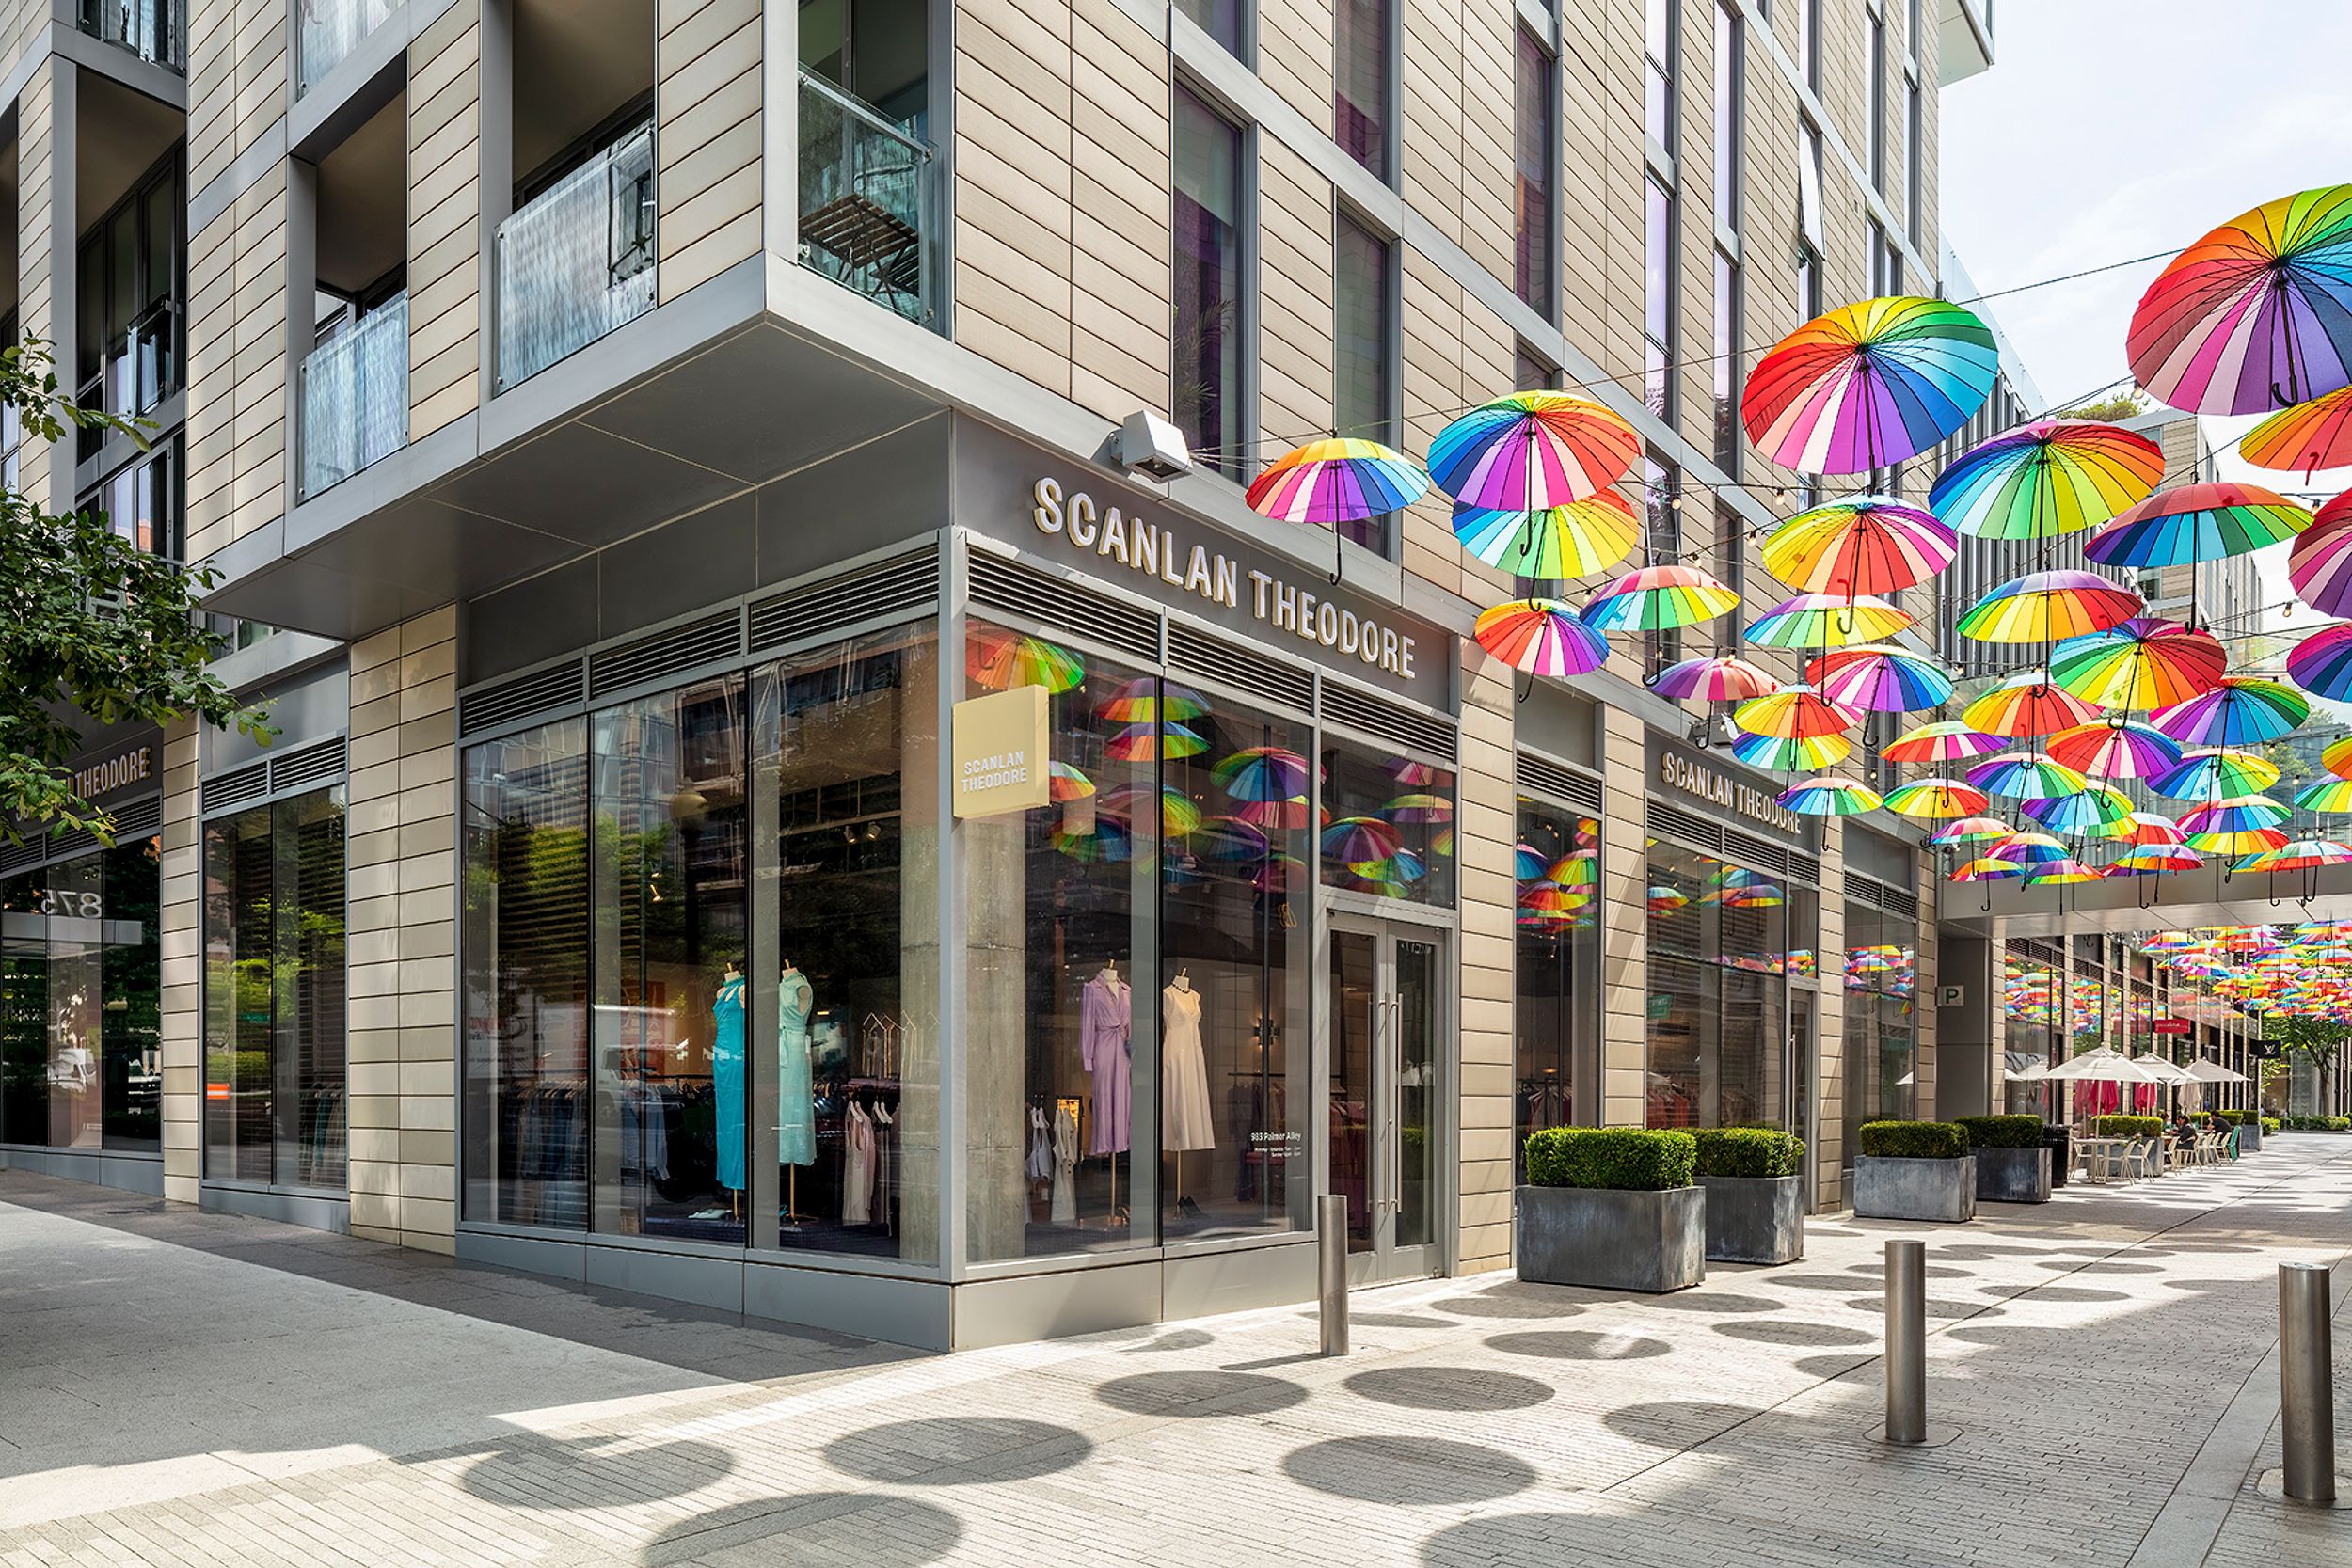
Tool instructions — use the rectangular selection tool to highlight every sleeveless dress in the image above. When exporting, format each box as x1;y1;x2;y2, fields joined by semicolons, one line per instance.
1162;984;1215;1151
779;967;816;1166
842;1101;875;1224
711;974;747;1190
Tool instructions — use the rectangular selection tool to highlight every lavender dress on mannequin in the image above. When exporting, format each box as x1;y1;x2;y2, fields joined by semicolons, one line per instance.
1080;969;1132;1154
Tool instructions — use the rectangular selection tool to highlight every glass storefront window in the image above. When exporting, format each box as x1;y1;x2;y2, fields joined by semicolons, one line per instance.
0;836;164;1151
201;788;348;1188
1645;839;1791;1129
1840;898;1916;1163
1513;799;1598;1174
1320;736;1455;908
2002;947;2058;1117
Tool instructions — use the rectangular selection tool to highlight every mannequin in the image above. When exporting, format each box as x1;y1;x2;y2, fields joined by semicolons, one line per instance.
712;962;747;1212
1081;958;1133;1222
1163;967;1215;1214
779;958;816;1222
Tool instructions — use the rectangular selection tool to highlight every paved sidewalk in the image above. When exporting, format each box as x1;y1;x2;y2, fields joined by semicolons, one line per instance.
2;1139;2348;1568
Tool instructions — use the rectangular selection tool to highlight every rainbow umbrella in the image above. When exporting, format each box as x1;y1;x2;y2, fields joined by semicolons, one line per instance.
1099;783;1204;836
1883;778;1990;820
1096;677;1210;721
1955;570;2143;643
2085;481;2310;567
2028;859;2103;886
1048;761;1097;802
1966;751;2090;799
1952;857;2028;882
1650;654;1778;702
1962;673;2101;739
2244;386;2352;479
1648;884;1692;913
1321;816;1403;864
2244;838;2352;873
1884;720;2006;765
1195;816;1272;862
2150;677;2308;747
1426;392;1641;509
1475;598;1610;675
1383;793;1454;823
1236;796;1311;831
1353;848;1426;883
1733;684;1860;739
2287;623;2352;701
2111;845;2203;874
2024;787;2135;837
2151;747;2281;800
1451;489;1642;578
1930;815;2013;846
2295;779;2352;813
1807;644;1954;712
1729;730;1851;771
967;626;1085;692
1928;419;2166;538
1760;498;1957;595
2327;736;2352;781
1515;842;1551;880
1248;437;1430;578
1105;722;1207;761
1743;593;1914;647
1251;853;1306;893
1740;295;2000;472
1054;817;1133;862
1581;565;1741;631
1213;746;1311;802
1988;832;2072;865
2126;184;2352;415
2045;721;2183;781
1549;851;1597;886
2048;617;2226;710
1778;776;1882;816
1518;882;1578;914
2120;811;2186;847
2286;516;2352;617
2179;795;2293;836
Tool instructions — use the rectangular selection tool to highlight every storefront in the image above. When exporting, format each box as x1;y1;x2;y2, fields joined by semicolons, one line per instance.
0;729;167;1194
1510;734;1605;1176
449;415;1464;1347
1840;826;1919;1183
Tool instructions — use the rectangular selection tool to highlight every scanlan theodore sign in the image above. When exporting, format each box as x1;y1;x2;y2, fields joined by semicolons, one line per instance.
1657;750;1802;834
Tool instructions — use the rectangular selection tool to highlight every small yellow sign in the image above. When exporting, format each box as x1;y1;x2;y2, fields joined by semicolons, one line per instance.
952;686;1052;818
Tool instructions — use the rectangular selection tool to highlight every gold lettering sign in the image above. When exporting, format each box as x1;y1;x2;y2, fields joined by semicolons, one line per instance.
72;745;152;800
1657;750;1803;834
952;687;1052;818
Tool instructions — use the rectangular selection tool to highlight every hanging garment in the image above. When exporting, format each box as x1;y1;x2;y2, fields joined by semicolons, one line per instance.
1163;983;1216;1151
843;1102;875;1225
1081;972;1133;1155
1051;1103;1079;1224
780;967;817;1166
1025;1106;1052;1184
712;973;747;1191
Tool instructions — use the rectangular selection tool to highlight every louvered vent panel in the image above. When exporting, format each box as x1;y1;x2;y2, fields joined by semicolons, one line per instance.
0;839;38;877
109;797;162;840
1787;851;1823;886
269;738;346;794
1318;682;1455;762
588;610;744;700
1879;886;1921;920
1166;622;1314;712
2072;957;2104;981
1723;827;1792;877
1646;801;1722;853
749;546;940;655
201;761;269;815
1515;753;1604;815
459;660;587;737
967;552;1162;664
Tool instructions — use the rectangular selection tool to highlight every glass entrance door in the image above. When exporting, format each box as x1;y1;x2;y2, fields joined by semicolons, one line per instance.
1328;919;1446;1283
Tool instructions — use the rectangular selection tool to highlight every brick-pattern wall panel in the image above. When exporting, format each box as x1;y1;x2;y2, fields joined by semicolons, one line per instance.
187;0;289;200
951;0;1074;398
1071;0;1170;420
158;721;201;1203
183;205;234;561
656;0;762;301
185;165;288;561
1454;0;1515;293
1456;641;1518;1270
1396;0;1464;252
13;57;56;510
1399;249;1464;599
408;1;481;438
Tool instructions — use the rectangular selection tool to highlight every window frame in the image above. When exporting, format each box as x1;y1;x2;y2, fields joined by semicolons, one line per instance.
1333;204;1402;558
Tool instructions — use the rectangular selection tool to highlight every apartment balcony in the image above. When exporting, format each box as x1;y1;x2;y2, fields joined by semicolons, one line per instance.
1938;0;1994;85
798;69;938;329
300;293;408;499
77;298;181;467
496;123;657;392
299;0;396;96
79;0;183;71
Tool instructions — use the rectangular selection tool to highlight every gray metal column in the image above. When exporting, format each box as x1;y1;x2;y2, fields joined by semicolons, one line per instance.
1318;1194;1349;1356
1885;1239;1926;1444
2280;1261;2336;1504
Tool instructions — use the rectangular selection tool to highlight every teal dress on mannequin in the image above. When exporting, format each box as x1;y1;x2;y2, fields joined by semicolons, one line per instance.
779;966;816;1166
712;971;747;1191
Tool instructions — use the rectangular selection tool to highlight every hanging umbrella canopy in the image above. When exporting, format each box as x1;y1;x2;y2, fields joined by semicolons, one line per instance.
2121;811;2186;846
1452;489;1643;578
1963;672;2102;738
1956;570;2144;643
1048;761;1097;801
1321;816;1404;863
1733;683;1861;739
2244;837;2352;872
1744;593;1915;647
1741;295;2001;473
2179;795;2293;835
2112;844;2203;874
2045;721;2184;781
1930;815;2013;846
1951;857;2028;882
2286;622;2352;701
1986;832;2073;865
2023;786;2136;837
2048;617;2227;710
1807;644;1955;713
1884;719;2006;765
1928;419;2166;538
2294;778;2352;813
1247;438;1429;524
2243;385;2352;479
2151;676;2309;746
1213;746;1311;802
2286;515;2352;618
1760;497;1957;595
2326;736;2352;781
1097;677;1210;721
1581;565;1742;631
1778;777;1883;816
1882;778;1990;820
2084;481;2311;567
2028;859;2102;885
2151;746;2282;800
1106;722;1207;761
1650;654;1778;702
1194;816;1272;862
1474;598;1610;676
1966;751;2090;799
1426;392;1642;510
2127;184;2352;415
1729;729;1852;771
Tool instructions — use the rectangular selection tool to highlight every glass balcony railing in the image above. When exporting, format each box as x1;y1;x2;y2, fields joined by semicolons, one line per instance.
298;0;396;95
300;293;408;499
496;123;657;392
80;0;183;71
798;69;937;327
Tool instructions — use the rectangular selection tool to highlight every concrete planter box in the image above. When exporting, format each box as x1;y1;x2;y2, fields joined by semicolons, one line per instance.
1972;1145;2051;1204
1515;1184;1706;1292
2237;1119;2263;1152
1852;1155;1977;1224
1698;1174;1805;1264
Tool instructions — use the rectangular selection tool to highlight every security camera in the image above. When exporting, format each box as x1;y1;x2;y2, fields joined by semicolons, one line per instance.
1689;717;1713;749
1116;410;1193;482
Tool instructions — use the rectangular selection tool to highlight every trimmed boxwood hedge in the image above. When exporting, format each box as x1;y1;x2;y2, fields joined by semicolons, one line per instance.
1524;1128;1698;1190
1855;1119;1967;1159
2094;1115;2164;1139
2213;1108;2259;1126
1954;1114;2044;1149
2263;1117;2281;1133
1692;1127;1805;1178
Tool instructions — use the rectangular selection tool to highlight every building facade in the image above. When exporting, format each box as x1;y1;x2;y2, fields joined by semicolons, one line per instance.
27;0;2264;1354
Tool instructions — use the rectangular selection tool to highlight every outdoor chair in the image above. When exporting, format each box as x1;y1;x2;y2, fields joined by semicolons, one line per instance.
2122;1139;2159;1180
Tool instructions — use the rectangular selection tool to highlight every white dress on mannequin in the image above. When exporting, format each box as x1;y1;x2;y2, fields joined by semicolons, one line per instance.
1162;981;1216;1151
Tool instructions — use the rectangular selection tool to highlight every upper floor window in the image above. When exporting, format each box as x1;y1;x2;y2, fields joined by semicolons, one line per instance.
1644;0;1676;152
1797;0;1820;93
299;0;396;94
83;436;183;560
80;0;181;71
1905;75;1924;244
1335;0;1391;182
1513;29;1554;316
1645;176;1675;419
1797;119;1825;256
1173;87;1246;476
1334;213;1395;554
1713;1;1742;234
76;149;184;439
1176;0;1246;56
1713;248;1740;474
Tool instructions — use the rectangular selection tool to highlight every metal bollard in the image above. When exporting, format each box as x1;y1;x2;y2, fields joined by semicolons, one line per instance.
1318;1194;1349;1357
2280;1262;2337;1504
1884;1239;1926;1445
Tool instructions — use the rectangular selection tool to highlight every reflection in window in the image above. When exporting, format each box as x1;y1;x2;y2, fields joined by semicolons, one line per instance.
1514;800;1598;1175
1646;840;1791;1129
1841;898;1916;1163
1320;737;1455;909
1334;214;1394;554
1175;0;1243;54
1173;90;1244;476
1335;0;1388;179
2002;946;2058;1117
1513;29;1553;314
